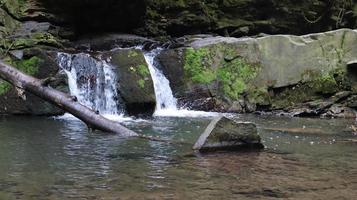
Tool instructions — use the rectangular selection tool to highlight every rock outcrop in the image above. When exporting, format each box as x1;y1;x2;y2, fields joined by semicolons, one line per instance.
158;29;357;117
2;0;357;39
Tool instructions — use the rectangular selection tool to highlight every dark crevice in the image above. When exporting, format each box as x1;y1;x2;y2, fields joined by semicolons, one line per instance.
40;0;147;37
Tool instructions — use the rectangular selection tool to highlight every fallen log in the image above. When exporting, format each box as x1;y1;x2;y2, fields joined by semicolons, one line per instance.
0;60;138;137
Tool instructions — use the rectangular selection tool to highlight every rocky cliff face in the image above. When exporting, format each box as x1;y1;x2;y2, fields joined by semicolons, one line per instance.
2;0;357;40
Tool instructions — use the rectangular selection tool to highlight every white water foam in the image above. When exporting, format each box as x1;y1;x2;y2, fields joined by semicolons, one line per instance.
144;48;220;118
57;52;131;122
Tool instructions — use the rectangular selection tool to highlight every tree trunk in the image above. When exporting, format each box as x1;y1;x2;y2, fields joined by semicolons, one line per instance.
0;60;138;137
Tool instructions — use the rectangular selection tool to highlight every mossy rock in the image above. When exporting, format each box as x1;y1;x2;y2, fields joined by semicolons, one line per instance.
0;48;65;115
107;49;155;115
183;45;260;100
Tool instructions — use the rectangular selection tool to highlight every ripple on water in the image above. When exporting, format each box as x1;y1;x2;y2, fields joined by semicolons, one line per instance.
0;114;357;199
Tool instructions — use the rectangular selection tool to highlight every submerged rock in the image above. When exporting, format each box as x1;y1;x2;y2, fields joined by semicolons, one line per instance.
193;117;264;152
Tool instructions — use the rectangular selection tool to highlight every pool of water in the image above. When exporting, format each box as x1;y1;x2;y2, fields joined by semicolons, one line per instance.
0;114;357;199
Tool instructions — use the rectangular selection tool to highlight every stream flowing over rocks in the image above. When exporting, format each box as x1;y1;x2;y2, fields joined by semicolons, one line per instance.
0;0;357;118
0;29;357;118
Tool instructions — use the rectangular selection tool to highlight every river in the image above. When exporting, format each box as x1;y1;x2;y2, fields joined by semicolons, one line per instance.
0;114;356;199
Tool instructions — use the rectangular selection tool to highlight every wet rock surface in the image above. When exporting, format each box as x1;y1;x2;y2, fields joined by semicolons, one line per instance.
107;49;156;115
193;117;264;152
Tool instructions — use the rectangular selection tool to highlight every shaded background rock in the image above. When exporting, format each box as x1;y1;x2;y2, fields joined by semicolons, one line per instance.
2;0;357;40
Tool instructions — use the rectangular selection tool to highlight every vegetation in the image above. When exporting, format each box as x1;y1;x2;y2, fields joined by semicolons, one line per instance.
0;56;41;95
184;46;259;100
272;68;349;109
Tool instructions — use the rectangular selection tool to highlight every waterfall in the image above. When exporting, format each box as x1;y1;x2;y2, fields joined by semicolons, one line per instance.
144;49;179;116
57;52;125;119
144;48;219;118
57;49;219;120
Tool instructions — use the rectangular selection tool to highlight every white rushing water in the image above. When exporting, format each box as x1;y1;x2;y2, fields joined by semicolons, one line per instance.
57;52;133;121
57;49;219;121
144;49;219;118
144;49;179;116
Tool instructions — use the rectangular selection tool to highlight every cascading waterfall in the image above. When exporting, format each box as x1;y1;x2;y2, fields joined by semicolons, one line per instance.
144;49;179;116
144;48;219;117
57;48;218;120
57;52;125;119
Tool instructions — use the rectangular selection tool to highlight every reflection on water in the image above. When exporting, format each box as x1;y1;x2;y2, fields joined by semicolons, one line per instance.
0;115;357;199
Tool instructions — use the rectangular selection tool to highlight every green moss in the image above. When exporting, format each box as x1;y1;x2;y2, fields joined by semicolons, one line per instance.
137;64;150;77
137;79;145;89
217;57;258;100
129;63;150;88
1;32;62;50
128;50;139;58
184;46;259;100
11;56;41;75
272;68;348;109
0;81;11;95
0;56;41;95
184;48;216;84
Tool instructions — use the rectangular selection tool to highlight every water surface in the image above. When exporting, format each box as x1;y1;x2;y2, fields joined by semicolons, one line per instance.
0;115;357;199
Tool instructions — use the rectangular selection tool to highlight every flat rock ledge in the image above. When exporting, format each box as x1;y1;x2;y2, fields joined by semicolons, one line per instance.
193;117;264;152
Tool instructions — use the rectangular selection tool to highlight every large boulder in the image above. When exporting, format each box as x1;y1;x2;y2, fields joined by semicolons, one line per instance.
158;29;357;115
107;49;156;115
0;48;66;115
193;117;264;152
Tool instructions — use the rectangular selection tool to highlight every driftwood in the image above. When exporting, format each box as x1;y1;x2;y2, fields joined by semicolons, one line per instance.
0;60;138;137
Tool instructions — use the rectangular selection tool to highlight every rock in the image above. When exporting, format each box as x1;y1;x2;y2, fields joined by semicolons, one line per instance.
193;117;264;152
158;29;357;115
156;49;185;95
0;7;20;37
322;105;356;118
144;0;357;37
74;34;156;51
107;49;156;115
347;95;357;108
12;21;53;37
2;0;357;39
0;48;66;115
